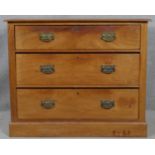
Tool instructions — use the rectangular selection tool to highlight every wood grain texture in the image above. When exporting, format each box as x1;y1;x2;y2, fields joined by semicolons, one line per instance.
16;54;139;87
8;24;18;121
15;25;140;50
139;23;148;121
15;49;141;53
10;122;147;137
17;89;139;120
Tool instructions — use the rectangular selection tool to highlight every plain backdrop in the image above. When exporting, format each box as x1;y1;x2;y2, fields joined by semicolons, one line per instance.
0;15;154;111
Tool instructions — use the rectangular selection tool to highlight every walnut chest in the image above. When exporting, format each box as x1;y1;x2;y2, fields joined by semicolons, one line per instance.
7;19;149;137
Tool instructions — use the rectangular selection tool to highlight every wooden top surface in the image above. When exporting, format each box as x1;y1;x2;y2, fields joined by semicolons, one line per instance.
5;19;150;23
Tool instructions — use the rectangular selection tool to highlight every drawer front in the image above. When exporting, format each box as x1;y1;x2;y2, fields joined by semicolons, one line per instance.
17;89;139;120
16;54;139;87
15;25;140;50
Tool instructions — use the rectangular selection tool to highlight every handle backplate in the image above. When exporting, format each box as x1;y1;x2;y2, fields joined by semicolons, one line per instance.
41;100;55;109
101;32;116;42
40;33;54;42
101;65;115;74
40;65;55;74
101;100;115;109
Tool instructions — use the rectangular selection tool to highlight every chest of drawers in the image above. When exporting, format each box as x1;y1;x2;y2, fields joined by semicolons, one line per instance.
7;19;148;137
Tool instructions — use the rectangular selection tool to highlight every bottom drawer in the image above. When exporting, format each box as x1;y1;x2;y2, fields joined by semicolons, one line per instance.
17;89;139;120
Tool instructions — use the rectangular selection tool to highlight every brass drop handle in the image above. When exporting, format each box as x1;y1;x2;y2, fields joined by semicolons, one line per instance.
101;65;115;74
101;100;115;109
101;32;116;42
41;100;55;109
40;33;54;42
40;65;55;74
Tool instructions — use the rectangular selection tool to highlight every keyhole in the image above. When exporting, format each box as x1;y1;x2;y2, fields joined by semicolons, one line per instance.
76;92;80;95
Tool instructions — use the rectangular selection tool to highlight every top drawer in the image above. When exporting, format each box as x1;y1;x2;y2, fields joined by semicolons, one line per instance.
15;25;140;51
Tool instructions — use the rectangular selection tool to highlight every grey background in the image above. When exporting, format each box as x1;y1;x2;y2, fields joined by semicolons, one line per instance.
0;15;154;111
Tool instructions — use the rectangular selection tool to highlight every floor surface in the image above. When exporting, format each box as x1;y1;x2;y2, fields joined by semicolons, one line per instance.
0;110;155;139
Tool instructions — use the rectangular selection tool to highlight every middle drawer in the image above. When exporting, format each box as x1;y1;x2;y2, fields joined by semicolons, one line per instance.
16;54;139;87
